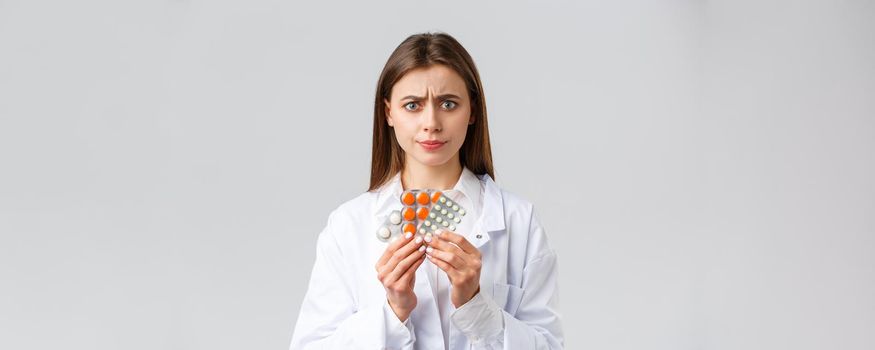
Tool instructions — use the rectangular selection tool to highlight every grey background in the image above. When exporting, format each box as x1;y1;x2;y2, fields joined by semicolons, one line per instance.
1;0;873;349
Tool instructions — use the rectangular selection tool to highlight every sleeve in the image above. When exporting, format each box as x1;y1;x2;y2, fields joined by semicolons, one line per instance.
449;206;565;349
289;210;417;350
450;290;505;344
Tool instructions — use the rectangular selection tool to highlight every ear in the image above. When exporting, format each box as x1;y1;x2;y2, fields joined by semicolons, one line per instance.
468;111;476;125
384;98;393;127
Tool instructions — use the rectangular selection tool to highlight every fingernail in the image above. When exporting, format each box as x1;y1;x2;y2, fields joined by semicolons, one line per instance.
426;246;433;254
414;236;422;244
418;245;426;252
404;232;412;239
424;235;432;243
435;229;443;236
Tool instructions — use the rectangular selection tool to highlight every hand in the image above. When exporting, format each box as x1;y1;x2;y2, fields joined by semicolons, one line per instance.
424;229;482;308
376;232;426;322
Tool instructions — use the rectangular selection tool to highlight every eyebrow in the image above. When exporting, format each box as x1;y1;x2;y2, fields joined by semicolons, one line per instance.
400;94;462;101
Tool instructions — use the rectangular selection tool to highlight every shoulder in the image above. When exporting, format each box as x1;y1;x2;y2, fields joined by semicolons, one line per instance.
324;190;377;224
499;188;535;215
489;183;555;261
318;190;380;241
335;190;376;214
481;175;536;222
496;187;544;235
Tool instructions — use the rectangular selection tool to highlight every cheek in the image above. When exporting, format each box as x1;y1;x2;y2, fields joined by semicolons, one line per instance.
393;118;413;134
451;114;471;137
392;119;417;146
454;129;469;147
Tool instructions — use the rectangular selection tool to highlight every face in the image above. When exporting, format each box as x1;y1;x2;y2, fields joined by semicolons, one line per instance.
384;64;474;168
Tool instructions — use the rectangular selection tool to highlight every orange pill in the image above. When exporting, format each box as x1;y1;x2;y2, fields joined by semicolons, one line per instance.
416;192;430;206
403;223;416;234
431;191;442;203
402;207;415;221
417;207;430;220
401;191;415;206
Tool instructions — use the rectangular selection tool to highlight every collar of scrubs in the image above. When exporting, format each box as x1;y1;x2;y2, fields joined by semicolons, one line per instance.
371;167;506;245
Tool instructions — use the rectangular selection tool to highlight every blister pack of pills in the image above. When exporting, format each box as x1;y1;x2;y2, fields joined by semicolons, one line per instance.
376;189;467;242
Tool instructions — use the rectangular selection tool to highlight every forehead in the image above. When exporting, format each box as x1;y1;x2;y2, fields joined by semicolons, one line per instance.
390;64;468;100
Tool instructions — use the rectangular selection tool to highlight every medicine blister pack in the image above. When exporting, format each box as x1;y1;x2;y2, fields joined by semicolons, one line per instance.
376;189;467;242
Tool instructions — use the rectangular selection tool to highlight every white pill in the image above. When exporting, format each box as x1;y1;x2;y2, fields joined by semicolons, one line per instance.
447;213;454;219
430;213;436;219
452;205;459;211
442;221;449;227
436;217;442;223
459;209;466;216
439;197;446;203
449;225;455;231
419;228;426;234
377;226;391;239
453;217;460;223
389;211;402;225
424;220;431;226
434;204;441;210
441;209;447;215
446;200;453;206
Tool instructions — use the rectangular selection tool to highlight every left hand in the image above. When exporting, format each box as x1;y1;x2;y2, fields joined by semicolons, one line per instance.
425;229;482;308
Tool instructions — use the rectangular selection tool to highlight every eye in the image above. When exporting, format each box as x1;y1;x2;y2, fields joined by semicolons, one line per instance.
403;102;419;111
441;100;457;110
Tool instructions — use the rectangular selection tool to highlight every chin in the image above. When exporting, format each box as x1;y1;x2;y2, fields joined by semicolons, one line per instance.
412;153;454;167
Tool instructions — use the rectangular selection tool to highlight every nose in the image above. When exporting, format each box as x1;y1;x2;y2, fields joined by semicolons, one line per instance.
421;101;442;132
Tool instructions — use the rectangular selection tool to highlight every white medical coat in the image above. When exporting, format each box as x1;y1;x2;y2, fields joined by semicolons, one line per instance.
289;170;564;349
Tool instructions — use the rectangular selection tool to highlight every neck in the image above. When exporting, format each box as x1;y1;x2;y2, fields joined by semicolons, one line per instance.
401;154;463;190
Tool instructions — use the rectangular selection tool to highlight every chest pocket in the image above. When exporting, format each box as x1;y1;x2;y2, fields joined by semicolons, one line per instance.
491;282;525;316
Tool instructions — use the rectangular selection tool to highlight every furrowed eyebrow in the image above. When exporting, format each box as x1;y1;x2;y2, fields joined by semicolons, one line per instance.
400;94;462;101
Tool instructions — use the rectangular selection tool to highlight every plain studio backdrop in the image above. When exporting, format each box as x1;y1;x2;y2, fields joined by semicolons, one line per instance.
1;0;873;349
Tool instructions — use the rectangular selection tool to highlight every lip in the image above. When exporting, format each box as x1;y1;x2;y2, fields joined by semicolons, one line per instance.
418;140;446;151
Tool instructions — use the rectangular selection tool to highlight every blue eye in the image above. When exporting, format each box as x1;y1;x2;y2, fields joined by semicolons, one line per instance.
404;102;418;111
442;101;457;110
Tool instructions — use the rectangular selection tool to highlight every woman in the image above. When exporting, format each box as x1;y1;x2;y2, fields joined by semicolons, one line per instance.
290;32;564;349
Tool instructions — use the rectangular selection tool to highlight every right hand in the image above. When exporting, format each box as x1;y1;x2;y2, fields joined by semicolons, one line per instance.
375;232;426;322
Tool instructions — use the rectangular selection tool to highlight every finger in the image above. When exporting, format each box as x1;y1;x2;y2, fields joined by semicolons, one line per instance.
427;235;468;263
377;231;416;266
426;251;458;276
435;229;479;256
386;245;426;283
378;235;424;279
398;250;426;285
426;244;466;270
377;232;414;268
